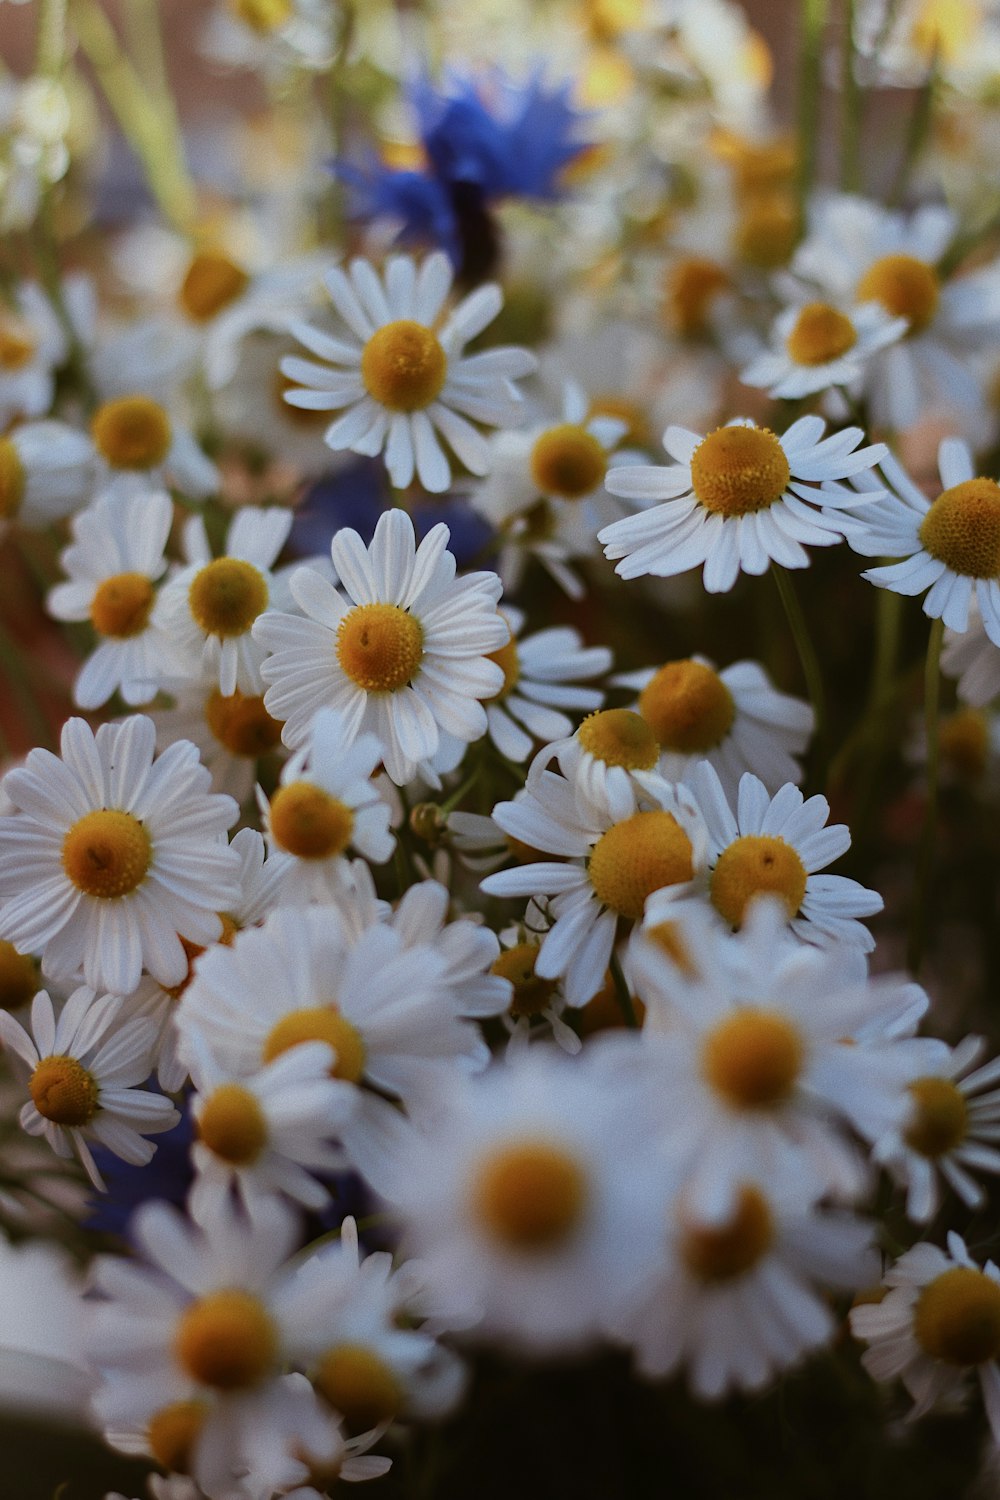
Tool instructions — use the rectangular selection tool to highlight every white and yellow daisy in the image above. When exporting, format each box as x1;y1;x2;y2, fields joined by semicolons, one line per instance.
850;1232;1000;1442
255;508;509;784
739;298;908;400
0;419;94;538
280;251;536;493
201;0;337;75
493;913;583;1058
0;715;241;995
153;676;286;804
600;416;887;591
0;279;88;426
46;489;180;711
942;602;1000;706
87;391;218;503
0;986;178;1189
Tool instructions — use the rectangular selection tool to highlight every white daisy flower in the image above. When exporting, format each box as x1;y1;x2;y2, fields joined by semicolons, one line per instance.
850;1232;1000;1442
201;0;337;76
46;489;180;711
481;767;707;1006
260;707;394;905
493;913;583;1059
280;251;536;494
155;505;296;696
0;716;241;995
839;438;1000;646
599;415;887;592
0;418;94;537
0;279;87;426
153;675;286;804
0;1233;89;1422
683;761;884;952
0;986;178;1189
740;296;907;399
873;1035;1000;1223
614;655;814;795
255;508;509;784
88;391;218;503
942;601;1000;706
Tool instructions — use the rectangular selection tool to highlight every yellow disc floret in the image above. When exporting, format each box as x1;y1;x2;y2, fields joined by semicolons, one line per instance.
588;810;694;921
904;1077;969;1158
914;1267;1000;1366
0;437;27;519
484;631;520;702
179;249;250;323
665;256;730;338
577;709;659;770
785;303;857;366
702;1007;804;1109
29;1054;99;1126
856;253;940;334
92;396;172;471
0;320;36;371
147;1400;208;1475
0;940;38;1011
269;781;355;860
197;1083;268;1166
262;1006;366;1084
472;1140;588;1251
90;572;155;639
734;193;799;269
638;660;735;753
911;0;980;63
205;688;283;757
336;602;424;693
61;809;152;899
188;558;269;638
530;424;608;500
174;1289;277;1390
690;426;791;517
680;1186;775;1281
360;320;447;412
314;1344;402;1431
492;942;559;1018
710;835;808;929
919;478;1000;579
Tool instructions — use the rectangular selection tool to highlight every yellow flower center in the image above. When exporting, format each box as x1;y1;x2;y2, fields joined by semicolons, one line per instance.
188;557;269;638
484;631;520;702
915;1267;1000;1366
644;918;696;975
665;256;731;338
336;602;424;693
577;708;659;770
268;781;355;860
702;1007;804;1109
918;478;1000;578
174;1289;277;1390
179;249;250;324
61;809;152;898
911;0;980;62
588;394;651;449
904;1076;969;1158
262;1006;366;1084
856;253;940;335
29;1054;99;1126
204;688;284;757
0;320;36;371
680;1186;775;1281
0;940;38;1011
471;1140;588;1252
710;835;808;929
530;423;608;500
197;1083;268;1166
734;193;799;269
90;572;155;639
785;302;858;366
724;134;798;197
92;396;173;471
148;1400;208;1475
492;941;559;1018
638;659;735;753
939;707;989;779
690;426;791;518
313;1344;402;1431
360;320;447;412
0;437;26;519
588;809;694;921
583;0;647;44
162;919;239;1003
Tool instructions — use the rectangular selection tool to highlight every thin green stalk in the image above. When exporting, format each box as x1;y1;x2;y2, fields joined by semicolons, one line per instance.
797;0;829;212
840;0;863;191
609;951;637;1030
867;580;903;714
907;615;944;975
36;0;69;76
771;564;828;781
888;54;938;207
33;192;96;409
439;764;481;818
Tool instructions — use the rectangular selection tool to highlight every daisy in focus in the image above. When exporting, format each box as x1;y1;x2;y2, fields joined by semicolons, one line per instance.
281;251;536;493
739;297;908;400
600;415;887;592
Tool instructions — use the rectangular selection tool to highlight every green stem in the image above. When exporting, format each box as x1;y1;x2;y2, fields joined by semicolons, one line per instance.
907;615;944;975
609;950;637;1030
33;192;96;409
36;0;69;76
888;55;938;207
840;0;863;191
867;580;903;714
439;764;481;818
797;0;829;212
771;564;828;781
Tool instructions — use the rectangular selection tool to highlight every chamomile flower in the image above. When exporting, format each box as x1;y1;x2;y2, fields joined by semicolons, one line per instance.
481;605;612;763
685;761;884;951
280;251;535;493
481;768;707;1006
260;708;394;905
839;438;1000;646
153;676;286;804
47;489;179;710
0;987;178;1190
614;655;814;794
0;419;94;538
493;914;582;1058
850;1232;1000;1442
0;279;87;426
739;298;907;399
0;716;241;995
201;0;337;76
87;391;218;503
155;506;296;696
255;508;509;784
942;601;1000;706
600;416;887;591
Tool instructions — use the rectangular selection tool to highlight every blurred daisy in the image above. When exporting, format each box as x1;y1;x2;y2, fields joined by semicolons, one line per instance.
600;416;886;592
0;987;178;1189
481;605;612;763
739;299;907;400
201;0;337;75
942;601;1000;706
492;915;582;1058
0;716;241;995
0;419;94;538
281;252;535;493
89;393;218;502
153;677;286;803
0;279;89;426
255;508;508;784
